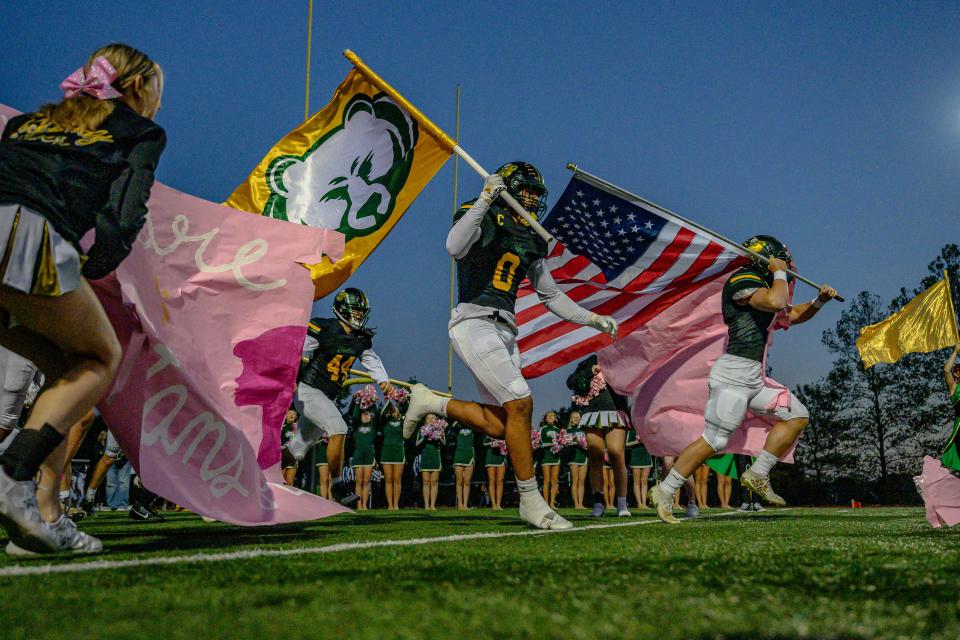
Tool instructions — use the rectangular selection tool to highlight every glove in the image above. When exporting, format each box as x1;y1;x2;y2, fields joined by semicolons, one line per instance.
478;174;506;204
588;313;618;339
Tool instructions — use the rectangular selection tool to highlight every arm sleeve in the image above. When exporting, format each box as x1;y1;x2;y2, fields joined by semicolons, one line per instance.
359;349;389;384
446;199;492;259
530;259;593;325
82;126;167;279
302;335;319;358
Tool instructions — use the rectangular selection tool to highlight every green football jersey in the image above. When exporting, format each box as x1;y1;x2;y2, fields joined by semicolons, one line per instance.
454;199;548;313
721;267;776;362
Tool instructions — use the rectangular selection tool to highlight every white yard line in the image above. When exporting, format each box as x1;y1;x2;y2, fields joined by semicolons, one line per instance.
0;509;761;578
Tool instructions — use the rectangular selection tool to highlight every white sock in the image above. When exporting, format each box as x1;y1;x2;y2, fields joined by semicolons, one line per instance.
85;488;97;501
615;496;628;510
516;476;540;497
59;490;71;502
660;468;687;496
750;450;780;477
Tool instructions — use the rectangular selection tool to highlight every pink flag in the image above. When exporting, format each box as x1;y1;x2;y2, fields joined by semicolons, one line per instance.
599;273;796;460
2;102;351;524
915;456;960;529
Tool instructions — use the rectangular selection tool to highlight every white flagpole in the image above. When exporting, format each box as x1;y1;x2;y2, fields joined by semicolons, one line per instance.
566;163;844;302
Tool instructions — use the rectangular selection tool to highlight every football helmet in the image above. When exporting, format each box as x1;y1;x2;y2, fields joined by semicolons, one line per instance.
743;235;793;282
496;161;548;218
332;287;371;331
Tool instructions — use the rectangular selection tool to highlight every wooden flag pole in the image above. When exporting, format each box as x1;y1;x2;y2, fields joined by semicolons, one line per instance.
342;50;553;243
346;370;452;398
566;163;845;302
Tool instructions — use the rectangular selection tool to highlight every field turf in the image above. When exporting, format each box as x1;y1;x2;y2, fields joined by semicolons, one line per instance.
0;507;957;639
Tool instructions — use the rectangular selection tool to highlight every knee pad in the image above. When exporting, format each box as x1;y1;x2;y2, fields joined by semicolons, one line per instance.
703;387;749;450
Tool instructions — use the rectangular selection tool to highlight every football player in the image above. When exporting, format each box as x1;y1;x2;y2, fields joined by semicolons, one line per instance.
648;235;837;523
287;288;394;507
403;162;617;530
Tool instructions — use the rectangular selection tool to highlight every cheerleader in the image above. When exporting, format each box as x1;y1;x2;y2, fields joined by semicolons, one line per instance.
378;402;406;511
602;452;615;509
694;464;711;509
567;411;588;509
0;43;165;554
941;345;960;472
538;411;562;508
453;421;476;510
567;355;631;517
625;429;652;508
484;436;507;510
417;413;446;510
351;408;377;510
279;409;299;486
706;453;737;509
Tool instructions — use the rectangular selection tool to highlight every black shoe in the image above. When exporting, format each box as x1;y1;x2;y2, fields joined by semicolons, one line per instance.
80;498;96;517
330;482;360;508
129;502;165;522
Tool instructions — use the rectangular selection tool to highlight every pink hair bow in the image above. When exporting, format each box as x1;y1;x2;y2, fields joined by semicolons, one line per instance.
60;56;122;100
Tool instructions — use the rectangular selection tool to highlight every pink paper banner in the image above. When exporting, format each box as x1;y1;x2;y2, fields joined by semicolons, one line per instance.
2;102;350;524
916;456;960;529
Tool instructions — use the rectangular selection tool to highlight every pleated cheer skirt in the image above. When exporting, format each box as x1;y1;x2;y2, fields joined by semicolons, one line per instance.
0;204;80;296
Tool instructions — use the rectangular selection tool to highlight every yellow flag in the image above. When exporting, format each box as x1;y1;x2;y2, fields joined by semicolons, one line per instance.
226;63;454;299
857;274;960;368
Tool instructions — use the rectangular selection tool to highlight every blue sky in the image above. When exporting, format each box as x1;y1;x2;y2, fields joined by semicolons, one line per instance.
3;1;959;417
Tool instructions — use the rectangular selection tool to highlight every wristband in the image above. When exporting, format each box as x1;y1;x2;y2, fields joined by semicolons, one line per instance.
811;298;825;309
773;271;788;282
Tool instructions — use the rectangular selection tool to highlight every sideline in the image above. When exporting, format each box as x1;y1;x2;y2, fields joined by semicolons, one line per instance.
0;509;763;578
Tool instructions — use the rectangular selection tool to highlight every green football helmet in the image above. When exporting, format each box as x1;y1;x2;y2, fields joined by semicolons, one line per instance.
743;235;794;282
333;287;371;330
496;161;548;218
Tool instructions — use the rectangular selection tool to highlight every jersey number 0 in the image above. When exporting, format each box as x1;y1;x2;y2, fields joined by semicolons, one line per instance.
492;252;521;291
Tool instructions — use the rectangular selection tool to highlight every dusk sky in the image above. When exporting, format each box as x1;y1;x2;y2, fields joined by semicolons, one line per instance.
3;1;959;417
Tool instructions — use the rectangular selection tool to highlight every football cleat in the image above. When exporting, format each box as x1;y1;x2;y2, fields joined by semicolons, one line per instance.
685;503;700;519
647;484;679;525
6;515;102;556
285;432;310;462
519;495;574;530
330;481;360;508
0;467;59;553
590;502;606;517
740;469;786;507
402;384;437;439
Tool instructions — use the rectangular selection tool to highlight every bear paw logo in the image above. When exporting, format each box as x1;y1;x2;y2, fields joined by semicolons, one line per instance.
263;93;418;242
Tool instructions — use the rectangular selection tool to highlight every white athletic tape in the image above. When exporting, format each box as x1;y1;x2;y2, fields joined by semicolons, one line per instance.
0;510;755;578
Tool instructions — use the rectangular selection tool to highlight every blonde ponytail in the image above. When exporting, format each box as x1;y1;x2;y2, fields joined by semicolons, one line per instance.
39;43;159;132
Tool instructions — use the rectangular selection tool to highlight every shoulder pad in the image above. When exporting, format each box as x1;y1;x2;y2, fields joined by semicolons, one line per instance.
727;269;767;288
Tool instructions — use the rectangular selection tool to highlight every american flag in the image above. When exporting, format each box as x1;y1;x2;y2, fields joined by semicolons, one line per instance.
517;173;746;378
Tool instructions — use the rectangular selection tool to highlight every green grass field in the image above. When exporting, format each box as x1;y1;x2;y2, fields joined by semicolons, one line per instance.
1;507;957;640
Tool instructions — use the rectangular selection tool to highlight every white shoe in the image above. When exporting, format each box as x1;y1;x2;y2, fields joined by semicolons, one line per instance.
0;467;59;553
402;384;437;439
647;484;679;524
519;494;574;530
617;507;632;517
685;504;700;519
286;432;309;462
740;469;786;507
6;515;102;556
